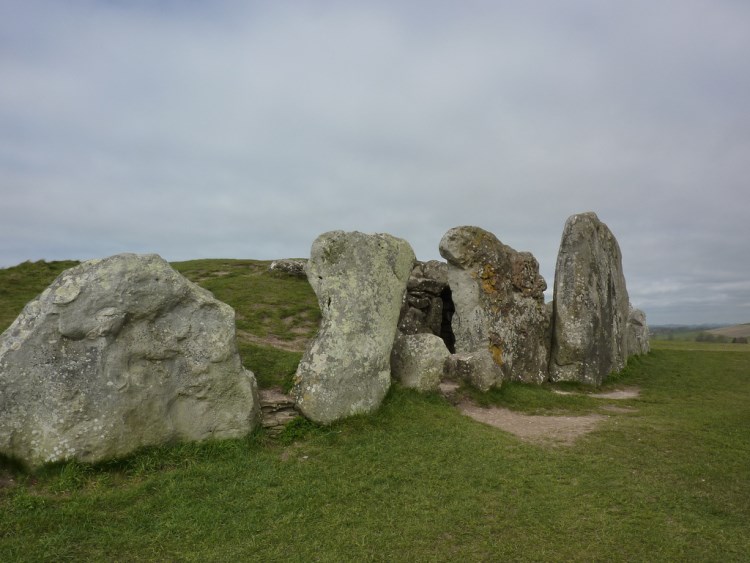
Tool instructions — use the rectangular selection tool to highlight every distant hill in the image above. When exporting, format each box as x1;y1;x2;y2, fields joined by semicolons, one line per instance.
649;324;750;343
707;324;750;339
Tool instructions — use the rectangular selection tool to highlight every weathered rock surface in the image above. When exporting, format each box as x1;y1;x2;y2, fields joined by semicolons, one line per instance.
398;260;455;351
444;352;499;392
549;212;630;385
293;231;415;423
391;333;450;392
439;226;550;387
0;254;260;468
259;388;298;435
626;308;650;356
269;258;307;277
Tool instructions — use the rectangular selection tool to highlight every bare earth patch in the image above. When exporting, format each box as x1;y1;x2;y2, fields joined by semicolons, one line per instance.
0;472;16;489
589;388;640;399
455;387;640;445
237;330;310;353
458;400;608;446
553;387;640;400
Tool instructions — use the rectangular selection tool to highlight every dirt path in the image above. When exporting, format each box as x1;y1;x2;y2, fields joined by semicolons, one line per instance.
454;387;639;446
458;401;607;446
589;388;640;399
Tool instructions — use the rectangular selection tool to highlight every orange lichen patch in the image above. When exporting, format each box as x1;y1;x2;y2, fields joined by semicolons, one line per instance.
489;343;503;366
480;264;499;294
488;333;504;366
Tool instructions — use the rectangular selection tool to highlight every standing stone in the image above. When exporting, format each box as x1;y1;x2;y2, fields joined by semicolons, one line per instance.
626;308;650;356
391;333;450;392
550;212;630;385
439;226;550;387
0;254;260;468
293;231;415;423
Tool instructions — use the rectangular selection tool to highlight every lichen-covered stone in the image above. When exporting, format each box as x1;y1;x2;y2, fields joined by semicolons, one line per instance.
439;226;550;387
293;231;415;423
626;307;650;356
269;258;307;277
549;212;630;385
444;352;499;392
0;254;260;468
391;333;450;392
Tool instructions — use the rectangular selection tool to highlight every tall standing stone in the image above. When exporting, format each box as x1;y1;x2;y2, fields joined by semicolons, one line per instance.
439;226;550;388
0;254;260;468
626;308;650;357
293;231;415;423
549;212;630;385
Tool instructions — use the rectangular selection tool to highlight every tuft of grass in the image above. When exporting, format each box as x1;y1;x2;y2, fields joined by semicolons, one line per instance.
462;381;604;413
240;342;302;392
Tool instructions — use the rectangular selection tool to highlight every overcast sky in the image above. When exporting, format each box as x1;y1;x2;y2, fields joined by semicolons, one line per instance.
1;0;748;325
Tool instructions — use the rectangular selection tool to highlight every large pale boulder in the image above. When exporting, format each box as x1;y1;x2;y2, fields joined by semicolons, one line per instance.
439;226;550;387
293;231;415;423
444;352;499;392
549;212;630;385
0;254;260;468
627;308;650;356
391;333;450;392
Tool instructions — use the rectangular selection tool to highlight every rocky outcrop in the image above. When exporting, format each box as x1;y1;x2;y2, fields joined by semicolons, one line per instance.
549;212;630;385
391;333;450;392
259;388;298;435
269;259;307;277
0;254;260;468
292;231;415;423
626;308;650;356
439;226;551;387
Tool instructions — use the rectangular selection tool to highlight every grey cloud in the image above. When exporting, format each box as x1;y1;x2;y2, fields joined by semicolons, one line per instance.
1;0;749;324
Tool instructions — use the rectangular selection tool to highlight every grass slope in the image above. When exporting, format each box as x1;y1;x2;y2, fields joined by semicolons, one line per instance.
2;260;749;560
1;350;749;561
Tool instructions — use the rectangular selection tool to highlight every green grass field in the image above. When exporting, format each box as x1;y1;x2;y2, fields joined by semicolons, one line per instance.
1;260;749;561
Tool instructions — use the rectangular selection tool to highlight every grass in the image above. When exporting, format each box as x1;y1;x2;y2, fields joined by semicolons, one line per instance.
1;349;749;561
2;260;750;560
651;340;750;353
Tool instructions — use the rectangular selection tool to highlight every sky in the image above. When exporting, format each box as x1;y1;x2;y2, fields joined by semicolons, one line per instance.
1;0;748;325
